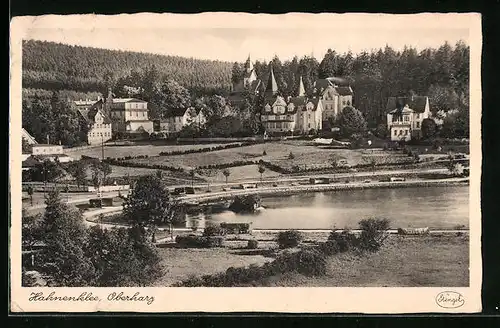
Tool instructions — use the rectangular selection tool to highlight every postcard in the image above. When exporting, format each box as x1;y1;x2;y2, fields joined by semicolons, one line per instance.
10;12;482;313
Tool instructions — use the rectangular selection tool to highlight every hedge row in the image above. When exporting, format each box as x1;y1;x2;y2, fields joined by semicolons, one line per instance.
158;142;254;156
197;160;259;171
103;158;186;173
174;248;327;287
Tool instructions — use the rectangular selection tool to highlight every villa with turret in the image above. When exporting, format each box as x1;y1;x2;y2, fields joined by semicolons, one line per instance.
232;55;356;135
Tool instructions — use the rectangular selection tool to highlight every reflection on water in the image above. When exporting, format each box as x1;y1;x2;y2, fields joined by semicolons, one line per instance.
184;186;469;230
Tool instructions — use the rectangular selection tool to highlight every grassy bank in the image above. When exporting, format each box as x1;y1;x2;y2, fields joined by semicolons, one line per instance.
162;234;468;287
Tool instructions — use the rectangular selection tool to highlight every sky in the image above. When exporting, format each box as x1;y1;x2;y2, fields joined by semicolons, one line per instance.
18;13;473;63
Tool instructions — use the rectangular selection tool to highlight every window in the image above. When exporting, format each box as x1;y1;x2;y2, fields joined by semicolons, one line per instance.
394;130;397;136
404;130;408;136
416;113;420;119
404;116;409;122
308;123;311;129
308;114;311;120
416;122;420;128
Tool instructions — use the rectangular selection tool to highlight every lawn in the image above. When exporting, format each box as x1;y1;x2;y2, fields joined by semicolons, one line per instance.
123;141;408;171
257;234;469;287
198;164;282;183
154;247;274;287
66;143;233;160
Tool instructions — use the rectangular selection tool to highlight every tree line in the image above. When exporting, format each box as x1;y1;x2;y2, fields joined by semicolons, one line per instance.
22;40;233;96
231;41;469;126
22;40;469;145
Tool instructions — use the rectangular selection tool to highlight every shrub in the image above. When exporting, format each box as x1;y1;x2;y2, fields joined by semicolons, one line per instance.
271;249;327;277
288;152;295;159
262;150;267;156
277;230;302;249
318;240;341;255
357;218;390;252
175;234;224;248
327;230;358;253
203;224;224;237
247;239;259;249
294;249;327;276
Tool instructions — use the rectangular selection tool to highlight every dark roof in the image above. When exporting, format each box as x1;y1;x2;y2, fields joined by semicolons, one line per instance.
335;86;353;96
289;96;307;107
78;108;112;124
165;108;190;117
314;79;331;90
22;156;40;167
307;98;322;108
386;96;429;113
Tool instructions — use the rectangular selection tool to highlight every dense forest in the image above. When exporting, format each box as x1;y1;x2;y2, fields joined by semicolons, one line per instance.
22;40;233;96
232;41;469;125
22;39;469;145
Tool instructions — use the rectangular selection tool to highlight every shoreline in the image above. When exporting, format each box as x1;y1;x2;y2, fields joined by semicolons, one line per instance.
178;177;469;204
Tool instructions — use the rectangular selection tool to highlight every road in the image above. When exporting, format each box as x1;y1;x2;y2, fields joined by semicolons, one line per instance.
171;167;451;190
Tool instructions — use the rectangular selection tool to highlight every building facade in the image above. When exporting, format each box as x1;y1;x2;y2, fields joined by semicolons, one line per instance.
32;144;64;155
386;96;431;141
312;78;354;123
78;107;113;145
260;66;323;134
156;107;206;133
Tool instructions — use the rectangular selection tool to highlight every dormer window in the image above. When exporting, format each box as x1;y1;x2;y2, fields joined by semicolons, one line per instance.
265;104;271;112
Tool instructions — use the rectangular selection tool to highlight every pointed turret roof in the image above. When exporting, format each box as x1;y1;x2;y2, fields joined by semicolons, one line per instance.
265;65;278;96
298;76;305;97
245;54;253;73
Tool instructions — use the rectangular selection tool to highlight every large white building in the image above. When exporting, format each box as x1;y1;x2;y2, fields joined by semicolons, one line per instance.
260;66;324;135
78;107;113;145
386;96;431;141
77;89;154;138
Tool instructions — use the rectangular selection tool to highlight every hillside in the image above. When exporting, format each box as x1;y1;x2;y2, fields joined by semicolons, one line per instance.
22;40;233;96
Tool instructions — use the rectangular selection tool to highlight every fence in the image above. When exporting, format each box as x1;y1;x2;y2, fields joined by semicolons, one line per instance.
87;185;130;192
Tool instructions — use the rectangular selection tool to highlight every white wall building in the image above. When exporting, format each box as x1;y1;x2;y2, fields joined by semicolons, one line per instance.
386;96;431;141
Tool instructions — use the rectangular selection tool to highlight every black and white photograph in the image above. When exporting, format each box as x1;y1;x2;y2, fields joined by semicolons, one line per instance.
10;12;482;313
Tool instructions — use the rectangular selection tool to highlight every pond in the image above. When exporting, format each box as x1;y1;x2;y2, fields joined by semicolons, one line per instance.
185;186;469;230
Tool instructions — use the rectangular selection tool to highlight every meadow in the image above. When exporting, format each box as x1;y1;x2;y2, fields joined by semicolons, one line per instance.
66;143;235;160
121;141;408;171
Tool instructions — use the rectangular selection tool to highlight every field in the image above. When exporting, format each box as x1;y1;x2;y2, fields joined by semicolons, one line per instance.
153;233;468;287
154;247;274;287
123;141;409;171
255;234;469;287
198;164;282;183
66;143;235;160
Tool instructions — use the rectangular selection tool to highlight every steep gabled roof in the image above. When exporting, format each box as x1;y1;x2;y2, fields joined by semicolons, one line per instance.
164;108;190;118
297;76;306;97
265;65;278;96
335;86;353;96
386;96;429;113
78;108;112;124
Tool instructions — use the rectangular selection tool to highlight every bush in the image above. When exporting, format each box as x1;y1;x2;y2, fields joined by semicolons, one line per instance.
288;152;295;159
294;249;327;276
271;249;327;276
175;234;225;248
277;230;302;249
357;218;390;252
318;240;341;255
203;224;224;237
247;239;259;249
327;230;358;253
